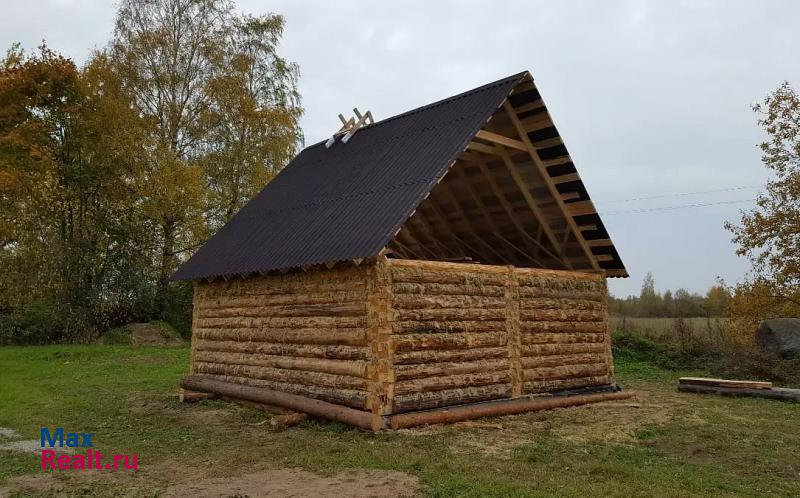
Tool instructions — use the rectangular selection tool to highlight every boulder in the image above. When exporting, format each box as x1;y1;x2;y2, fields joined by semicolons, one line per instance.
756;318;800;359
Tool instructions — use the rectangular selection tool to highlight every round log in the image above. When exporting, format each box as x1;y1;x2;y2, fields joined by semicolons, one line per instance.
389;391;635;429
181;376;374;430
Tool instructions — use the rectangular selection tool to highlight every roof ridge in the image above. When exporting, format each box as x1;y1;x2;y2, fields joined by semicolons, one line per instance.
306;70;529;149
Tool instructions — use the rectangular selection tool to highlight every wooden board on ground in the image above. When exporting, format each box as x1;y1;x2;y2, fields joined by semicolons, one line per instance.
679;377;773;390
678;384;800;402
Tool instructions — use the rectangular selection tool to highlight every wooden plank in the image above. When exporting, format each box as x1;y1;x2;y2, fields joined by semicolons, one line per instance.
678;384;800;402
476;130;527;151
679;377;773;390
551;173;580;184
467;141;501;155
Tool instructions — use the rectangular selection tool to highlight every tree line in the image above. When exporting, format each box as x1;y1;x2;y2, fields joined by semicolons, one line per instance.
609;273;731;318
0;0;302;343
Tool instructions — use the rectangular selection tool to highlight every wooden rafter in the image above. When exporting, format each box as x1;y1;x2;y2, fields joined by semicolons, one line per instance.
502;100;601;271
407;212;455;260
489;146;572;269
466;141;500;155
422;192;497;264
475;130;527;151
437;177;511;265
471;156;566;268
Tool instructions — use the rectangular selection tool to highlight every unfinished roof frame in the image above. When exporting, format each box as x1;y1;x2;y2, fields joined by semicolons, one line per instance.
384;73;623;276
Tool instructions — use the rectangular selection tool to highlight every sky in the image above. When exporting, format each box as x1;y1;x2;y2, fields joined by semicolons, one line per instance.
3;0;799;297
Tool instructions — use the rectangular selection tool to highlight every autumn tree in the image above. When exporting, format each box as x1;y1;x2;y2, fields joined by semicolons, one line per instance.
0;45;151;341
109;0;302;310
725;82;800;314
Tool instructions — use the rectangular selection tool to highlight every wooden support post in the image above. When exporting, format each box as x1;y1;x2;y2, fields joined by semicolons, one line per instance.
366;257;393;430
506;266;522;398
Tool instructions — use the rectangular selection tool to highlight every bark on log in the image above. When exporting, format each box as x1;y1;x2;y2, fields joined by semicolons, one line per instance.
392;295;506;310
194;339;371;360
394;359;510;380
391;266;507;286
393;384;511;412
520;332;606;345
391;320;505;334
197;290;367;309
522;363;610;381
393;347;509;365
520;321;606;334
524;376;612;394
516;273;604;288
193;373;367;408
520;343;607;356
520;353;606;369
194;327;368;346
514;267;605;282
389;391;635;428
518;288;605;301
394;371;512;395
194;362;366;390
181;376;374;429
393;333;507;352
197;302;367;319
194;350;368;378
519;309;604;322
392;282;505;297
395;308;506;322
196;316;366;329
520;298;604;311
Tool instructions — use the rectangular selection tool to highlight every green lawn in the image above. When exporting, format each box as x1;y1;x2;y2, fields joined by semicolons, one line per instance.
1;344;798;497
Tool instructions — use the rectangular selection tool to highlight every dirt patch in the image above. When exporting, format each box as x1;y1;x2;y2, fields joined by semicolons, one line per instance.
0;427;19;439
162;468;420;498
129;322;183;346
0;474;61;498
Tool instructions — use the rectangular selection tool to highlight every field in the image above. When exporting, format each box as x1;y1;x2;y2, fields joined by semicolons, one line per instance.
1;344;799;497
610;316;727;342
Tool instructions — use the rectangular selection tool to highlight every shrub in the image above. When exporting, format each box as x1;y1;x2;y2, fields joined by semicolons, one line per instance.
0;300;65;345
157;283;194;339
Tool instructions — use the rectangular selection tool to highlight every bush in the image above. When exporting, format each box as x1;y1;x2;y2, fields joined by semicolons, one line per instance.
102;325;133;345
0;300;65;345
157;282;194;339
612;328;800;387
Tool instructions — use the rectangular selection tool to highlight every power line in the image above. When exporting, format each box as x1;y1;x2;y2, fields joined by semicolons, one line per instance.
602;198;756;216
595;184;764;204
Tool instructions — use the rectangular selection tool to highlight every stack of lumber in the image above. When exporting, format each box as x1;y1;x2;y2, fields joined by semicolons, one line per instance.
678;377;800;401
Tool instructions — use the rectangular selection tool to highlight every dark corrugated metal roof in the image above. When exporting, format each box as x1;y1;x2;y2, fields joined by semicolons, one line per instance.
172;72;527;281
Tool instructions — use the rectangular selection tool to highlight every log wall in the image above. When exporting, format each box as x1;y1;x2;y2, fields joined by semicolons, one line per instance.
191;266;372;410
189;258;613;421
386;259;612;412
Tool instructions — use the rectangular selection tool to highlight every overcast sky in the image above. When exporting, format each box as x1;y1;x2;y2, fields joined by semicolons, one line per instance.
4;0;799;297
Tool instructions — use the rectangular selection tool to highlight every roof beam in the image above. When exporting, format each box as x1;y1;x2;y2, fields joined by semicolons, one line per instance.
491;145;572;269
466;141;500;155
475;130;527;152
503;100;601;271
471;156;564;268
421;194;496;264
437;177;511;265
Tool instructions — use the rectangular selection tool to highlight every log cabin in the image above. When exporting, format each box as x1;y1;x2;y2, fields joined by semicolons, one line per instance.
172;71;630;430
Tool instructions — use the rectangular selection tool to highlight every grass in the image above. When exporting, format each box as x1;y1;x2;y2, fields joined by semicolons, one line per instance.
1;343;799;496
